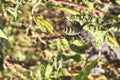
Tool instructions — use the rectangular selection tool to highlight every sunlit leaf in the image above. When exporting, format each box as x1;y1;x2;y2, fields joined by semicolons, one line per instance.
101;4;110;12
72;40;85;46
59;8;80;15
107;31;120;48
45;64;53;79
33;16;54;33
89;30;106;49
42;20;54;33
61;38;69;47
57;39;64;51
53;57;58;70
0;29;8;39
13;51;26;61
33;66;42;79
82;0;94;9
116;0;120;5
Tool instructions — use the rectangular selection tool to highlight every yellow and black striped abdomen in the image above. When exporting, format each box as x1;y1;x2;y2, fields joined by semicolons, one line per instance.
64;25;81;36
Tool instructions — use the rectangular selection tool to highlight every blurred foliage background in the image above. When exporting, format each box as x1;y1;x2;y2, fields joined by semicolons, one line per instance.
0;0;120;80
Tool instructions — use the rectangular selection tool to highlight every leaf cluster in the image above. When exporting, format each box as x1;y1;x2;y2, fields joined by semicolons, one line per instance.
0;0;120;80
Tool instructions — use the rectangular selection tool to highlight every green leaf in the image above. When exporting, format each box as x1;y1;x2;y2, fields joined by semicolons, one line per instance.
116;0;120;5
82;0;94;9
101;4;110;12
40;65;46;77
13;51;26;61
0;29;8;39
59;8;80;15
33;66;43;80
53;57;57;70
33;16;54;33
75;59;98;80
106;31;120;48
61;38;69;47
88;30;106;49
45;64;53;79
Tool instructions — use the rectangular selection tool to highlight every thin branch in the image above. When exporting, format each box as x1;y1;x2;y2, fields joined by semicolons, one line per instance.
49;0;118;19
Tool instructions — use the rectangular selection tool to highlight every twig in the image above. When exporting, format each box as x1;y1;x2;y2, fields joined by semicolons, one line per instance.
49;0;118;19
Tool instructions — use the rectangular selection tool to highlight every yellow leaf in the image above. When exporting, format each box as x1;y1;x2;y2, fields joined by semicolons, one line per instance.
33;16;54;33
107;32;120;48
42;20;54;33
0;29;8;39
59;8;80;15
